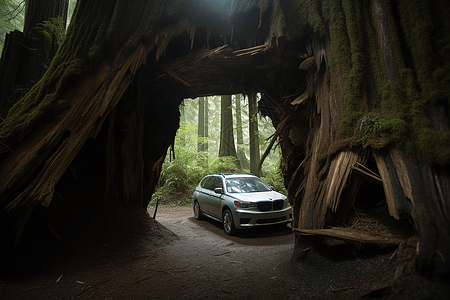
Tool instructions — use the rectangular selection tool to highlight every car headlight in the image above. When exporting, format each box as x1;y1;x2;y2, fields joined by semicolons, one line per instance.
234;201;257;208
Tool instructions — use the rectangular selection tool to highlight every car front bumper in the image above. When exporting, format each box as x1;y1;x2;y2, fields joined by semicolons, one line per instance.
232;206;293;229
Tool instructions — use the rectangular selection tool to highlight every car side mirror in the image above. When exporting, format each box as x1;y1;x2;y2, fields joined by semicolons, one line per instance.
214;188;223;194
269;186;275;191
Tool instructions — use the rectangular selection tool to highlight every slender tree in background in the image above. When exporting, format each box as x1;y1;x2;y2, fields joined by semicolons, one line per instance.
235;94;250;169
249;93;260;176
197;96;205;152
204;96;209;153
219;95;240;168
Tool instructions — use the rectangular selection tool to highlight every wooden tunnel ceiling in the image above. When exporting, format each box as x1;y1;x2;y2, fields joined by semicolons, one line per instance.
153;15;309;99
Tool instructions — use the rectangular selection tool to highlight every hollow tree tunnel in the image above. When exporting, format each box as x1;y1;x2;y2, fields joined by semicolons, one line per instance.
0;0;449;281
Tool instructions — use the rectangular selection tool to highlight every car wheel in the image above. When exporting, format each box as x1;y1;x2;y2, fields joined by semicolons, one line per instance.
222;209;236;235
193;201;203;220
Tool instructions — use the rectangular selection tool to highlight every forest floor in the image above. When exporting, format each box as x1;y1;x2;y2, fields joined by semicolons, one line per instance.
0;207;448;299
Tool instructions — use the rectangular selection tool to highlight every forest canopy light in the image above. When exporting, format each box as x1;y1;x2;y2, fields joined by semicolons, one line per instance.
182;0;233;21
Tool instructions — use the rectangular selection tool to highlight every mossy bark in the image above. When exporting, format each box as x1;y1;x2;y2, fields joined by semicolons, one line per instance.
0;0;168;247
0;0;68;118
281;0;450;277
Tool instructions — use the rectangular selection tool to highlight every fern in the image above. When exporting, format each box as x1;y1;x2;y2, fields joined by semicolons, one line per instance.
35;15;66;47
359;113;380;146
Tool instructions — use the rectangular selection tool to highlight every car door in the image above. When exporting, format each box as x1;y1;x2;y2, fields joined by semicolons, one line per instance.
196;176;214;214
209;177;224;218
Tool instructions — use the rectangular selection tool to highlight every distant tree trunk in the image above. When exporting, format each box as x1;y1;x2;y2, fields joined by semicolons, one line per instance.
0;0;68;117
249;93;260;175
219;95;240;168
197;96;205;152
205;96;209;153
235;94;249;170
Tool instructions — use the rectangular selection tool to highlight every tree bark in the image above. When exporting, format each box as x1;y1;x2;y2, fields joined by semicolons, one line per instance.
219;95;240;168
0;0;69;117
249;93;260;176
205;96;209;153
235;94;250;170
197;96;205;152
280;0;450;278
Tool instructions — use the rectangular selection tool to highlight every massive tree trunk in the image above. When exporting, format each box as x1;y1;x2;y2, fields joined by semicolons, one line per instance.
279;0;450;278
0;0;169;248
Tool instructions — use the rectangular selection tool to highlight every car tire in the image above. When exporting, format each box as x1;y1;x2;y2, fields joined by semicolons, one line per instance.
222;209;236;235
193;201;203;220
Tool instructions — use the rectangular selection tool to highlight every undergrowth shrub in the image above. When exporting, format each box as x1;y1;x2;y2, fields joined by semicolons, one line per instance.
260;156;287;195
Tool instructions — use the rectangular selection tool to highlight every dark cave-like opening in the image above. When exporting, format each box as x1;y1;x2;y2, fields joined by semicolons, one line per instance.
348;155;416;239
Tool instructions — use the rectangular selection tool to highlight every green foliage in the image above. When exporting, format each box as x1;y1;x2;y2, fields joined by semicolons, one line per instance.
260;155;287;195
150;122;211;207
36;15;66;47
378;118;409;149
417;129;450;165
208;156;240;174
359;113;380;146
34;15;66;70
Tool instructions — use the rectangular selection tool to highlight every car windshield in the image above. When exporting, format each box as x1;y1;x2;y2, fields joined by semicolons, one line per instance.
225;177;271;193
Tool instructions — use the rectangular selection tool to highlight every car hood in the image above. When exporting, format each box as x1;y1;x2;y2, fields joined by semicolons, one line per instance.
228;191;286;202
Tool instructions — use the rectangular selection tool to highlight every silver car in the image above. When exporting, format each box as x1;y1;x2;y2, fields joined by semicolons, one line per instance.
192;173;292;235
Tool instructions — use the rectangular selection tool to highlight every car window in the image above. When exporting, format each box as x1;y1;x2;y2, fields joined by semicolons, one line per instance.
212;177;223;190
200;177;214;190
225;177;271;193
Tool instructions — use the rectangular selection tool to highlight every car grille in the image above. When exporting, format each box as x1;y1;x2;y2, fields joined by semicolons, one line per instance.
257;200;284;211
256;216;287;224
257;201;272;211
273;199;284;210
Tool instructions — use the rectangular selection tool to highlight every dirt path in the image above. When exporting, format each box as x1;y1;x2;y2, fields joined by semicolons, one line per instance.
2;207;442;299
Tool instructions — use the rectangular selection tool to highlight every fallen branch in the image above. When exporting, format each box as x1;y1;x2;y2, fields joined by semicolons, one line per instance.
293;227;403;247
351;162;382;184
258;131;280;175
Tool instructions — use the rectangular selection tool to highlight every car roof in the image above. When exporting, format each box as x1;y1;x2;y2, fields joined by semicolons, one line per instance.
207;173;257;178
